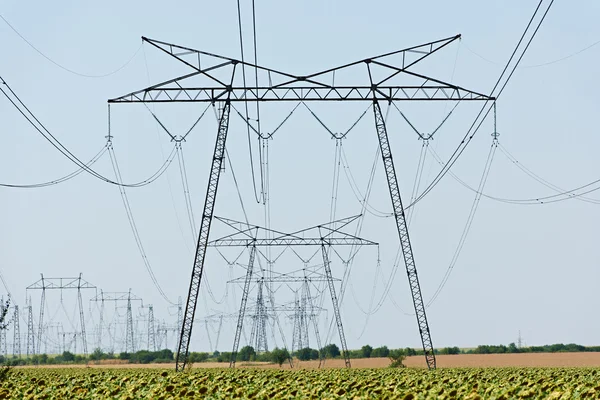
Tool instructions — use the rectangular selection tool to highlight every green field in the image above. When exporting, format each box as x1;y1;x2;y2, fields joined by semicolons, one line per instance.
2;367;599;399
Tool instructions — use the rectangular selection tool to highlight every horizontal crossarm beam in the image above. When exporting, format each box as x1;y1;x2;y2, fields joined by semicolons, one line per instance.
209;237;376;247
109;85;493;103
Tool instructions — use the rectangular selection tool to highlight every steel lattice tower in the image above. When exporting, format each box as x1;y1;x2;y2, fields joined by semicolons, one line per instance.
109;35;494;370
125;291;135;354
148;305;156;351
26;300;34;357
27;274;96;357
13;305;20;358
90;290;143;354
218;216;374;368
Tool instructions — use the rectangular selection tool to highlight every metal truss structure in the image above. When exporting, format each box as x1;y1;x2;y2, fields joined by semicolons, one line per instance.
26;274;96;357
26;300;34;357
90;290;143;353
13;305;20;357
212;216;377;368
109;34;494;370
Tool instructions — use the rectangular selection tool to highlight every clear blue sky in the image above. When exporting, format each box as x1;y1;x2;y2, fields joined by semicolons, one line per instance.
1;1;599;358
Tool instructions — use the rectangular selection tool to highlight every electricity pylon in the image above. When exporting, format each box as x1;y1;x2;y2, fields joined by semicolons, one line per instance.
109;34;494;370
26;274;96;357
90;290;143;353
213;215;377;368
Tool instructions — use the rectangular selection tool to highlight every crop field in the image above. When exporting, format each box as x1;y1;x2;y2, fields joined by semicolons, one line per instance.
2;367;600;399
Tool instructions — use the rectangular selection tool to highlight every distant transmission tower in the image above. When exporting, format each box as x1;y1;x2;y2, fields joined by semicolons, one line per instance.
109;34;493;370
26;299;34;357
90;290;143;353
13;305;20;357
125;291;135;354
147;305;156;351
26;274;96;357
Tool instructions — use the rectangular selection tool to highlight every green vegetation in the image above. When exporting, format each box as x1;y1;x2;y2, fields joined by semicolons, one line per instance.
3;367;600;399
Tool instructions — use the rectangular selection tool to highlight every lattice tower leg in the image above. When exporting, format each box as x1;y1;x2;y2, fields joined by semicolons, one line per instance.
148;306;156;351
26;303;35;357
257;282;268;352
126;296;134;354
77;285;88;357
37;288;45;354
176;100;232;371
291;298;299;354
320;244;351;368
229;245;257;368
304;282;324;366
13;305;20;358
98;300;104;350
372;99;436;369
214;315;223;352
205;322;213;353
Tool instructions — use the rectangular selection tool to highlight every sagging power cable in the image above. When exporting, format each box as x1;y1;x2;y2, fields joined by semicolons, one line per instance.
0;78;174;188
107;141;177;306
426;138;498;307
408;0;555;209
0;14;141;79
1;146;107;188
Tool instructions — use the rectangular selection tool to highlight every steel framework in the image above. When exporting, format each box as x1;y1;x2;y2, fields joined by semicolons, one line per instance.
214;216;376;368
109;34;494;370
26;274;96;357
26;300;34;357
90;290;143;353
13;305;20;357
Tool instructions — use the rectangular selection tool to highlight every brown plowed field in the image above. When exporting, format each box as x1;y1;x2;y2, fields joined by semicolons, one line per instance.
23;352;600;369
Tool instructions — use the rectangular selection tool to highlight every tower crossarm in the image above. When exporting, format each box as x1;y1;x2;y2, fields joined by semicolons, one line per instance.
26;276;97;290
108;35;494;104
209;237;376;247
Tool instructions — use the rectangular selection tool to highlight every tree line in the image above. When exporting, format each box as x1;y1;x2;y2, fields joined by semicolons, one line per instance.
2;341;600;366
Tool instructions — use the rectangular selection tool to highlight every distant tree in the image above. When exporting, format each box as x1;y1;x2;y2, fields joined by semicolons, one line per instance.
360;345;373;358
440;347;460;355
62;351;75;362
216;352;232;363
404;347;416;356
321;344;340;359
238;346;256;362
271;348;290;367
118;352;131;360
188;352;209;363
388;349;406;368
0;298;10;331
296;348;319;361
371;346;390;358
89;348;105;361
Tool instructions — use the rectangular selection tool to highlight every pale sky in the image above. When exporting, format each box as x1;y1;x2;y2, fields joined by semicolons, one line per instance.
1;1;599;357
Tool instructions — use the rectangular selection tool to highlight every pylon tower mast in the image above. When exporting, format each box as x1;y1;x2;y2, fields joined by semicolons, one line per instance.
89;290;143;353
26;273;96;357
108;34;494;371
213;215;377;368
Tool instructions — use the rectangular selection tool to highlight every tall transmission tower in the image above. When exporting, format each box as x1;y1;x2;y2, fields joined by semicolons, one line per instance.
125;291;135;354
147;305;157;351
26;299;34;357
13;305;20;357
109;35;493;370
26;274;96;357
